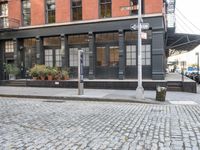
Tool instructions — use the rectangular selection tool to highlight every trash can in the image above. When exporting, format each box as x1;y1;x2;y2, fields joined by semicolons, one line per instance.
156;86;167;101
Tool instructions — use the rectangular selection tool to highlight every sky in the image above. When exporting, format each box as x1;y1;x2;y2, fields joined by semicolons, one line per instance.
168;0;200;66
176;0;200;34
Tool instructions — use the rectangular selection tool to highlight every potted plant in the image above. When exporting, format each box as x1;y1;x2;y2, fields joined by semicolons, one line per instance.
5;64;20;80
37;65;47;80
46;67;57;80
62;69;69;80
29;65;39;80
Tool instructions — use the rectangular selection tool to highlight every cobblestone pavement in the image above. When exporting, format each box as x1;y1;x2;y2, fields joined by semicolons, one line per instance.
1;97;200;150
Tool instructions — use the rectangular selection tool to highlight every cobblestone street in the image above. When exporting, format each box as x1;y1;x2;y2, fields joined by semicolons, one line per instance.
1;97;200;150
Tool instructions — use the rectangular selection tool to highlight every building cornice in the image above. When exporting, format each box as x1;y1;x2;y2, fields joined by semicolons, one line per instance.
19;13;163;30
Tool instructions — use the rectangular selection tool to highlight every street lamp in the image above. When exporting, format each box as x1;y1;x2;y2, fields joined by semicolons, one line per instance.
196;52;199;76
135;0;144;100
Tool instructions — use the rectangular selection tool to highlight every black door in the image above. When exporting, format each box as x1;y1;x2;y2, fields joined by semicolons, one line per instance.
96;45;119;79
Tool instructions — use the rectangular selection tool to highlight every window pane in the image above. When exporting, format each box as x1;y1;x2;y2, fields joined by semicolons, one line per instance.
22;0;31;26
43;37;60;46
126;45;136;66
97;47;106;66
72;0;82;21
109;46;119;67
5;41;14;53
100;0;111;18
46;0;55;23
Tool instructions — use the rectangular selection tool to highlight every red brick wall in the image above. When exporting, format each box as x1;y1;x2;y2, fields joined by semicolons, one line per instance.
56;0;70;23
144;0;163;14
31;0;45;25
8;0;21;27
112;0;130;17
82;0;98;20
7;0;164;27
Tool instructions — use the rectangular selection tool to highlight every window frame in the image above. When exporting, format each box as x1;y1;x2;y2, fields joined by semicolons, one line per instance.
5;41;14;53
46;0;56;24
22;0;31;26
99;0;112;18
0;2;8;28
71;0;82;21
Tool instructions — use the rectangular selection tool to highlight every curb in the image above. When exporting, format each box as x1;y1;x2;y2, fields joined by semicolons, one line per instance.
0;94;166;104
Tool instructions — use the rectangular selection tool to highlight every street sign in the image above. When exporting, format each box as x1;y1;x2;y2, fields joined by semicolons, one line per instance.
120;6;138;11
130;23;150;30
141;32;147;39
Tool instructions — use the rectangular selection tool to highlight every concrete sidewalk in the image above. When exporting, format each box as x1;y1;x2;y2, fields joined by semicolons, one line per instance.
0;86;200;104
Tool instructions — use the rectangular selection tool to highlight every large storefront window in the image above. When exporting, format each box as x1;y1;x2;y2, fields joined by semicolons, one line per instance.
0;2;8;28
68;34;89;67
46;0;55;23
100;0;111;18
22;0;31;26
69;47;89;67
5;41;14;53
43;37;61;67
23;38;36;69
72;0;82;21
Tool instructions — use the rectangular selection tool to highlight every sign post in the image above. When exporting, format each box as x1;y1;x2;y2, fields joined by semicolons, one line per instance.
78;49;84;95
135;0;144;100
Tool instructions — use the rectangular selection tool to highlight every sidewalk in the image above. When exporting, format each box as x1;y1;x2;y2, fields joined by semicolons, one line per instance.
0;86;200;104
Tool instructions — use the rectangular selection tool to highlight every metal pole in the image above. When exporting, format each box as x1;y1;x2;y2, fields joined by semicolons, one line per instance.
198;53;199;76
136;0;144;99
78;49;84;95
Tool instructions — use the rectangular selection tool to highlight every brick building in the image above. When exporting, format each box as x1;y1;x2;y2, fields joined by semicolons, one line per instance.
0;0;168;80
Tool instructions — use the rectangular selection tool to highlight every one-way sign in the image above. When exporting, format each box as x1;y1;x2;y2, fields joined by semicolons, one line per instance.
130;23;150;30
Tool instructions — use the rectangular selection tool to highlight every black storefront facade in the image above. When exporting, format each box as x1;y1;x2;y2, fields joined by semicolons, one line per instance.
0;15;166;81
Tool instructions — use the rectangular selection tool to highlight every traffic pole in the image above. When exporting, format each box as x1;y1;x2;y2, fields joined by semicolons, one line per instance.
135;0;144;99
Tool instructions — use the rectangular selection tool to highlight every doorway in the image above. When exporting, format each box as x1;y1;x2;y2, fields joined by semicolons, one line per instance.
96;45;119;78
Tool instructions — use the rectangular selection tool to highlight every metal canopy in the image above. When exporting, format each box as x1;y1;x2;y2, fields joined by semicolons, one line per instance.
166;32;200;52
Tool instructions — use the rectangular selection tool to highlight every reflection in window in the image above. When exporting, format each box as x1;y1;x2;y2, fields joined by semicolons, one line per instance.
45;49;53;67
69;47;89;67
95;33;118;43
109;46;119;67
125;31;151;41
23;38;36;47
100;0;111;18
72;0;82;21
142;44;151;65
22;0;31;26
46;0;55;23
43;37;60;46
0;2;8;28
5;41;14;53
97;47;106;66
68;34;88;44
126;45;136;66
55;49;62;67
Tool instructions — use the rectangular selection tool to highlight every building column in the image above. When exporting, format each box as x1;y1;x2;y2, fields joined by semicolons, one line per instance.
13;38;20;67
88;32;95;79
0;41;4;80
61;34;68;68
118;29;125;80
152;30;165;80
36;36;43;64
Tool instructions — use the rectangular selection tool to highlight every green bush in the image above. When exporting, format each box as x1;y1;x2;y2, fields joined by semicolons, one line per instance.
5;64;20;75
